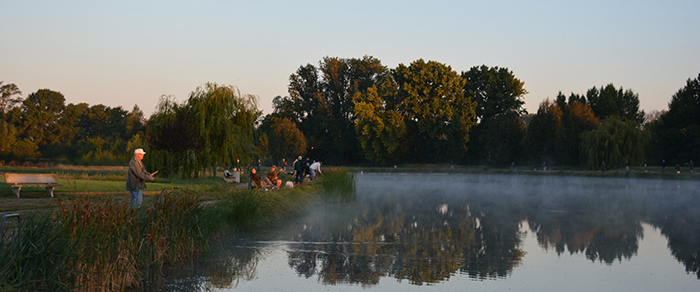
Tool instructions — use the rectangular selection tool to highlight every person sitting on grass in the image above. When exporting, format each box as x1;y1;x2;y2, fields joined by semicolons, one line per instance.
267;165;284;189
250;168;263;189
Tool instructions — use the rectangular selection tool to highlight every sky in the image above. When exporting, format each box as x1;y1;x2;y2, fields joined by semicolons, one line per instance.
2;0;698;117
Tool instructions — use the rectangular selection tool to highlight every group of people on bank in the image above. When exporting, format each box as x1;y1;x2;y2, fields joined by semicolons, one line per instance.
249;156;323;190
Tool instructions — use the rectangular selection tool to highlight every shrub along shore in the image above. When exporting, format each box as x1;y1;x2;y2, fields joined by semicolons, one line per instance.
0;169;356;291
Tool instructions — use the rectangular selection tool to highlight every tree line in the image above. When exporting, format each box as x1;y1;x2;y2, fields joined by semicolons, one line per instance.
1;56;698;173
261;56;698;170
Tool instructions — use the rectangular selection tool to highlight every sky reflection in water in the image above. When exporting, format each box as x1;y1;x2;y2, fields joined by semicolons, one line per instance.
144;174;700;292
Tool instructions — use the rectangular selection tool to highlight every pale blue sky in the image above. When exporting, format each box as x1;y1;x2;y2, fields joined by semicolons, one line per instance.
2;0;698;116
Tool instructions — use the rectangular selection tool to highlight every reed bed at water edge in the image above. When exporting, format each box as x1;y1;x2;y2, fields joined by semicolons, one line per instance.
0;170;358;291
0;190;207;291
317;168;357;202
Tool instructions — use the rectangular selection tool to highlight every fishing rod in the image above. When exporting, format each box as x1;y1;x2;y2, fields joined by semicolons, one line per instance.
152;155;189;175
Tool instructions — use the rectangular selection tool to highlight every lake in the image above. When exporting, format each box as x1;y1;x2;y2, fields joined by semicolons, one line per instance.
142;173;700;291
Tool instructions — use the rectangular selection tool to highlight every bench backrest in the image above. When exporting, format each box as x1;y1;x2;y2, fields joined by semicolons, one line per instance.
5;173;59;184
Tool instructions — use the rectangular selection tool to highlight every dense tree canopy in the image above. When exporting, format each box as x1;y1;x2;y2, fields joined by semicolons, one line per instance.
581;117;647;170
647;74;700;164
1;66;695;172
586;84;644;123
188;83;259;172
555;100;600;165
0;82;22;116
18;89;67;148
392;59;476;162
274;56;389;164
353;76;406;165
484;110;525;165
524;99;562;164
461;65;527;164
461;65;528;122
267;117;307;163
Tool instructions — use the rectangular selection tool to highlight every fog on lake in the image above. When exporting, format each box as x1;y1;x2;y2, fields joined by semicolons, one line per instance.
142;173;700;292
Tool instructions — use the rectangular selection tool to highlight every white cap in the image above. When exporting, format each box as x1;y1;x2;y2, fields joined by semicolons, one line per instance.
134;148;146;155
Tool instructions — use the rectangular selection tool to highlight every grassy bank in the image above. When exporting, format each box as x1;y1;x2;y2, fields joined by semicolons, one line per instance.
353;164;700;180
0;168;356;291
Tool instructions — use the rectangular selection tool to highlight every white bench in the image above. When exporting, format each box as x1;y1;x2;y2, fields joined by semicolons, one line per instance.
5;173;62;198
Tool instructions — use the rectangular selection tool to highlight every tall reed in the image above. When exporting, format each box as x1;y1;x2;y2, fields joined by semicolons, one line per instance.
317;168;357;202
0;213;78;291
0;190;208;291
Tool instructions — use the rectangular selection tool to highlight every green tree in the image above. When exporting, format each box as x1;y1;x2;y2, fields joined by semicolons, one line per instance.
484;111;526;165
461;65;527;163
187;83;258;175
18;89;70;152
148;96;201;178
267;117;307;163
524;99;562;164
392;59;476;162
125;105;146;138
0;119;18;157
647;73;700;163
586;84;644;123
555;100;600;165
581;117;647;170
461;65;528;122
0;82;22;116
277;56;389;164
353;77;407;165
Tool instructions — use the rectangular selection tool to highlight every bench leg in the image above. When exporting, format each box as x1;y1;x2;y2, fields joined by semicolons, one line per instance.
11;187;21;198
45;186;55;198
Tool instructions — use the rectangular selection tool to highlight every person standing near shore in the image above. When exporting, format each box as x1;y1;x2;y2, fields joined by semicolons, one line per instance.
126;148;155;208
293;156;304;184
309;160;323;181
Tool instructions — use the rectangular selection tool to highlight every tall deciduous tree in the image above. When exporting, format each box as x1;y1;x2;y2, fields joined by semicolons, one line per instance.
148;95;202;178
484;111;526;166
555;100;600;165
647;73;700;163
393;59;476;162
524;99;562;164
0;82;22;116
19;89;66;148
461;66;527;163
353;77;407;165
586;84;644;123
461;65;528;122
76;104;127;139
277;56;389;164
0;119;18;156
267;117;307;163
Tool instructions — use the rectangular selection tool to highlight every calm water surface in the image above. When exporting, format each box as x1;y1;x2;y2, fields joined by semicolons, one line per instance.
144;173;700;291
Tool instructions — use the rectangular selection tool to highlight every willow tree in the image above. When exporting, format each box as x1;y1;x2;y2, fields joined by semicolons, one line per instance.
148;95;201;179
187;83;258;176
581;117;647;170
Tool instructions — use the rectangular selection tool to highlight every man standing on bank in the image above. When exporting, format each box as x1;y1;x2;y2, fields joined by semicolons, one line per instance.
126;148;155;208
293;156;304;184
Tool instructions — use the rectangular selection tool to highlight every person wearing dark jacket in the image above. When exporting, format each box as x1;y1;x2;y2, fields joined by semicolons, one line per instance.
126;148;154;208
294;156;304;184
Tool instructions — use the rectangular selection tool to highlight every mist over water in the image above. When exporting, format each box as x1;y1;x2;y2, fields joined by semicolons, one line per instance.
142;173;700;291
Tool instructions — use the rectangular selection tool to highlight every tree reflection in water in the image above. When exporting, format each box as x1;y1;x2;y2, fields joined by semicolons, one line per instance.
141;174;700;289
285;174;700;285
